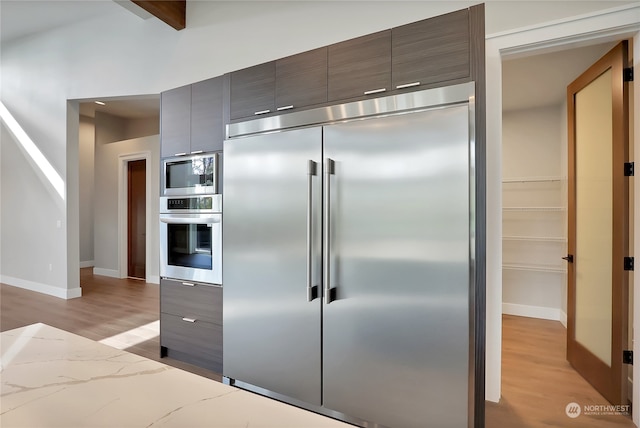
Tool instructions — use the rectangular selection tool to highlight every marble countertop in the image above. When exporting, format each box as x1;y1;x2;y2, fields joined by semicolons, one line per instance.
1;323;351;428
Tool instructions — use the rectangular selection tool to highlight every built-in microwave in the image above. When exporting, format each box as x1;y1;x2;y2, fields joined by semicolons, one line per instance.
162;153;217;196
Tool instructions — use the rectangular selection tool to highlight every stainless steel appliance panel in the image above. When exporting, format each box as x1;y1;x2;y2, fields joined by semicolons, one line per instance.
223;126;323;405
322;106;471;428
159;212;222;284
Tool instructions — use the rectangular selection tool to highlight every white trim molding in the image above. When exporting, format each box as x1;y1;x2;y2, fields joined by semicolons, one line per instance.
502;303;563;323
0;275;82;299
92;267;120;278
79;260;95;268
485;3;640;406
118;151;153;283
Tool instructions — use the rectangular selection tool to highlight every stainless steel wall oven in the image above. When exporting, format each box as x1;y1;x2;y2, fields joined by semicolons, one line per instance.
159;194;222;284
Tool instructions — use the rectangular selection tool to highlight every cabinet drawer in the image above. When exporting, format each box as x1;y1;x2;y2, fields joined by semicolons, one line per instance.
392;9;470;90
161;313;222;371
160;279;222;324
328;30;391;102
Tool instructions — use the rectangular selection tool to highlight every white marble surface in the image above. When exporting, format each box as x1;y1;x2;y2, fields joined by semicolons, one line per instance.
1;323;351;428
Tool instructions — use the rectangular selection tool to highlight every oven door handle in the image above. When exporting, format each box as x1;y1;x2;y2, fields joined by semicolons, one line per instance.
159;215;221;224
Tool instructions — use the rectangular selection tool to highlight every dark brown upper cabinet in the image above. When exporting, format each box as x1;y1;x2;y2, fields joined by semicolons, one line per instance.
392;9;470;91
276;47;327;113
191;76;224;153
230;62;276;120
161;84;191;158
161;77;224;158
328;30;391;102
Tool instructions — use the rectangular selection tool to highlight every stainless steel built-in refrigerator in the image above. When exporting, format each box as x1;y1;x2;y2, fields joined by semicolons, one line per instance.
223;83;478;428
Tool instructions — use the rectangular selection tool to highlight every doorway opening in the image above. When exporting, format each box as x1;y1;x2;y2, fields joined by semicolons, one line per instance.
491;40;634;426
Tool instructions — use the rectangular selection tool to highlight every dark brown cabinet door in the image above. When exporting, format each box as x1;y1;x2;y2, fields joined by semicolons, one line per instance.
392;9;470;90
230;62;276;120
191;76;224;153
276;47;327;112
161;85;191;158
328;30;391;102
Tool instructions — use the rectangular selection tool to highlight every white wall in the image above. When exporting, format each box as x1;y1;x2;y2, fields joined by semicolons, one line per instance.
1;0;638;408
501;106;566;321
91;111;159;279
93;129;160;280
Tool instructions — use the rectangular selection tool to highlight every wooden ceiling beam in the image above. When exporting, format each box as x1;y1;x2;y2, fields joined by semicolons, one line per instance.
131;1;186;31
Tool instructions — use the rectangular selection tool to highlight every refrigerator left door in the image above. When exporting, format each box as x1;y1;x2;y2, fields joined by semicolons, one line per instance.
223;126;323;405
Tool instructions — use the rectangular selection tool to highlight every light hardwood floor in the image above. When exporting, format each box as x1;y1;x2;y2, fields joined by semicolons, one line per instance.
0;271;636;427
486;315;635;427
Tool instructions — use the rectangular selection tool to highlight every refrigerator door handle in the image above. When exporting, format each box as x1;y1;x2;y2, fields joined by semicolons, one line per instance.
307;160;319;302
324;158;335;304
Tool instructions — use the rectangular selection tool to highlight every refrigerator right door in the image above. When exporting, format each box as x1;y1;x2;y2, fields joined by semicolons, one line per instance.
323;105;472;428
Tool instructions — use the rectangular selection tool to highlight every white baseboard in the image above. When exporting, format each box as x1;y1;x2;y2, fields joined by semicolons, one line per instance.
147;275;160;285
503;302;562;322
92;267;121;278
79;260;95;268
0;275;82;299
560;310;567;328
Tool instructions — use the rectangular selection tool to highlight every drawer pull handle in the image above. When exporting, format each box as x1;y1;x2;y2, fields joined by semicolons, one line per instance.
174;152;187;157
190;150;204;154
254;109;271;115
182;317;197;323
363;88;386;95
396;82;421;89
277;105;294;111
181;282;195;287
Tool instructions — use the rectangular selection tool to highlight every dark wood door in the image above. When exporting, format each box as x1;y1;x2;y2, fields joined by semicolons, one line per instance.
128;159;146;279
276;47;327;112
392;8;470;90
566;41;630;406
328;30;391;102
191;76;224;152
160;85;191;157
230;62;275;120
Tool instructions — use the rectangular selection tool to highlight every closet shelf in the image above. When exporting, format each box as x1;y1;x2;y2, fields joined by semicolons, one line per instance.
503;263;567;273
502;235;566;242
503;206;566;212
502;176;565;183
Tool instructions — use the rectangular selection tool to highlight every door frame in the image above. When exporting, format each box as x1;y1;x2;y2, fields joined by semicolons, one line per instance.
118;151;153;282
484;2;640;412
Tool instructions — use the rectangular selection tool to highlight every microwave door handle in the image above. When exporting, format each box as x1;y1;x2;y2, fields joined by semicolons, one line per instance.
306;160;318;302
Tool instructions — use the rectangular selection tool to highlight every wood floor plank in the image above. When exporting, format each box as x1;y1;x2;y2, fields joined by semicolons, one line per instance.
1;273;635;425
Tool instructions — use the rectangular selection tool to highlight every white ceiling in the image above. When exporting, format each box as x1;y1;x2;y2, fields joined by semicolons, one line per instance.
0;1;625;118
0;0;123;44
502;42;617;112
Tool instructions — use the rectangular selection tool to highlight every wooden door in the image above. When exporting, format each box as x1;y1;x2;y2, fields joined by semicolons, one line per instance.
566;41;630;405
128;159;146;279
